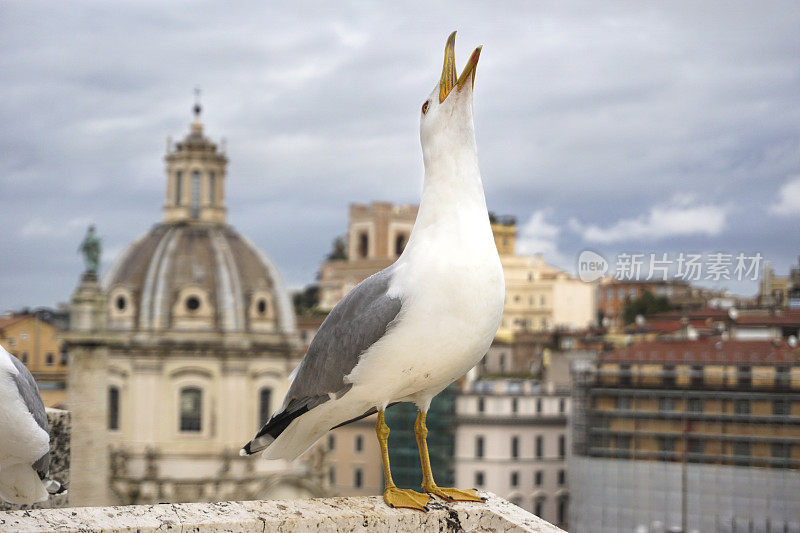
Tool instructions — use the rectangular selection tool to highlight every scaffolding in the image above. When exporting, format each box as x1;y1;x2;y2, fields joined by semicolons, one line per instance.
570;357;800;532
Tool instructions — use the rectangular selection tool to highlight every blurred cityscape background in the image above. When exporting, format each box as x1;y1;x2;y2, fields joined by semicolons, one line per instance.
2;2;799;532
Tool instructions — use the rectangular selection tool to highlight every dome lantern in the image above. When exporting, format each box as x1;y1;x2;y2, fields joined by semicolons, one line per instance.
163;95;228;225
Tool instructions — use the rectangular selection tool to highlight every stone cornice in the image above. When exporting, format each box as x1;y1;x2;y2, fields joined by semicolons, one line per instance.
0;493;564;532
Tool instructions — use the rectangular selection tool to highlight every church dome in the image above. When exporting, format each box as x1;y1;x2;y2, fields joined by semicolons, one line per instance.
101;105;295;337
103;223;294;334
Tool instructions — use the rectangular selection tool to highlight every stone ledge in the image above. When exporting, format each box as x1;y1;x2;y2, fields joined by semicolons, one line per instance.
0;492;565;532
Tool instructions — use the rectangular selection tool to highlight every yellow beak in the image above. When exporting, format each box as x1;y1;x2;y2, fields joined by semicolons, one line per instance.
439;31;482;103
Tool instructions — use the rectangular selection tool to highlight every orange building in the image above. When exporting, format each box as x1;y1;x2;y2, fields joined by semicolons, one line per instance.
0;312;67;407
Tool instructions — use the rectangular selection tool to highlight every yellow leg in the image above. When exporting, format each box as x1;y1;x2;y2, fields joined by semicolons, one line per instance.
376;410;430;511
415;410;485;502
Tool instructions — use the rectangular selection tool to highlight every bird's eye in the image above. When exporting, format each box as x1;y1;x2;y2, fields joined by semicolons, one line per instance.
421;100;430;115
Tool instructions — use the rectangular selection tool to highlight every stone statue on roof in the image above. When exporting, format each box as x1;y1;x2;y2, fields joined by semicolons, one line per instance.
78;225;101;275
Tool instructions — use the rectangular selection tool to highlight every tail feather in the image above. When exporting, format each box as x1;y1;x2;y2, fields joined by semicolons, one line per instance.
44;478;66;495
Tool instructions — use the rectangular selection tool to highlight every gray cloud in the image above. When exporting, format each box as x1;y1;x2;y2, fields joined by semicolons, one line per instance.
1;1;799;310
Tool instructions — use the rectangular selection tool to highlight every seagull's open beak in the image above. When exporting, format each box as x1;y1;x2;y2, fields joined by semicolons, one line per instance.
439;31;482;103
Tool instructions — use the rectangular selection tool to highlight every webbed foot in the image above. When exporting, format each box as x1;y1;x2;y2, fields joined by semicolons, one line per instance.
384;486;431;511
423;484;486;502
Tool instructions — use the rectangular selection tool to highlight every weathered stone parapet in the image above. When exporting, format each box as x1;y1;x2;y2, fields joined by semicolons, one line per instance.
0;492;565;532
0;408;70;512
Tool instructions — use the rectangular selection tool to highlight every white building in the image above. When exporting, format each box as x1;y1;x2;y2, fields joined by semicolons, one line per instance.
454;378;570;530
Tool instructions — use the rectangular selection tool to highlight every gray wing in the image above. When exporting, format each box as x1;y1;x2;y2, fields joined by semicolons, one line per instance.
9;354;50;479
287;265;402;404
242;266;402;454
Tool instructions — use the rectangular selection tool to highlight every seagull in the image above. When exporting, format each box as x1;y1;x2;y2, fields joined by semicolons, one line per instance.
242;31;504;511
0;344;64;505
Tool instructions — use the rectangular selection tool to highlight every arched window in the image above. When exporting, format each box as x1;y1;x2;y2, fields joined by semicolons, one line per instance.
557;495;568;526
180;387;202;432
175;171;183;204
108;386;120;430
191;171;201;218
534;495;546;517
358;232;369;258
395;234;407;256
259;387;272;427
208;171;216;204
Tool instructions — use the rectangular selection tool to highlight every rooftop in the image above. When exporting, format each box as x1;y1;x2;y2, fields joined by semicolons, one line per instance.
600;338;800;365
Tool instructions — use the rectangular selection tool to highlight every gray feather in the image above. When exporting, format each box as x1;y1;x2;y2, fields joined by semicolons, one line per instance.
286;266;402;406
9;354;50;479
243;265;404;453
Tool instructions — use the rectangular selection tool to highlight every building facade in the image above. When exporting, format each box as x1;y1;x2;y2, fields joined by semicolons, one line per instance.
570;339;800;532
324;415;383;497
499;253;595;336
454;378;570;529
0;312;67;407
64;105;326;506
318;202;417;311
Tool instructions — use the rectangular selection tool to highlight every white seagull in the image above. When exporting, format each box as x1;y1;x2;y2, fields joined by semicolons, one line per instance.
0;345;64;505
242;32;504;511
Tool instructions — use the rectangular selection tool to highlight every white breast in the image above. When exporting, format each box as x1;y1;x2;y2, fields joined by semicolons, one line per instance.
0;349;50;469
346;216;505;406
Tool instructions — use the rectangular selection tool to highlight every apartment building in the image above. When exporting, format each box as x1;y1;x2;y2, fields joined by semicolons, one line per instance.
454;379;571;529
325;416;383;497
570;339;800;532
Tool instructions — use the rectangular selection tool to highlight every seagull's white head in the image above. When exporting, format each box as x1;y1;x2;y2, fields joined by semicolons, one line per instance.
419;31;482;171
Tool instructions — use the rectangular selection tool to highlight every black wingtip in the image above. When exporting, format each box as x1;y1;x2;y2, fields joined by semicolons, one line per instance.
45;479;66;495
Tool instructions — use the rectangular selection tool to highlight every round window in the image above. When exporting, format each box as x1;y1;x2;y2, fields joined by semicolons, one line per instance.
186;296;201;311
115;296;126;311
257;299;267;315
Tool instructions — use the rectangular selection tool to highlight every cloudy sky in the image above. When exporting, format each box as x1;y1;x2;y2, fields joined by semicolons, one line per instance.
1;1;799;311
